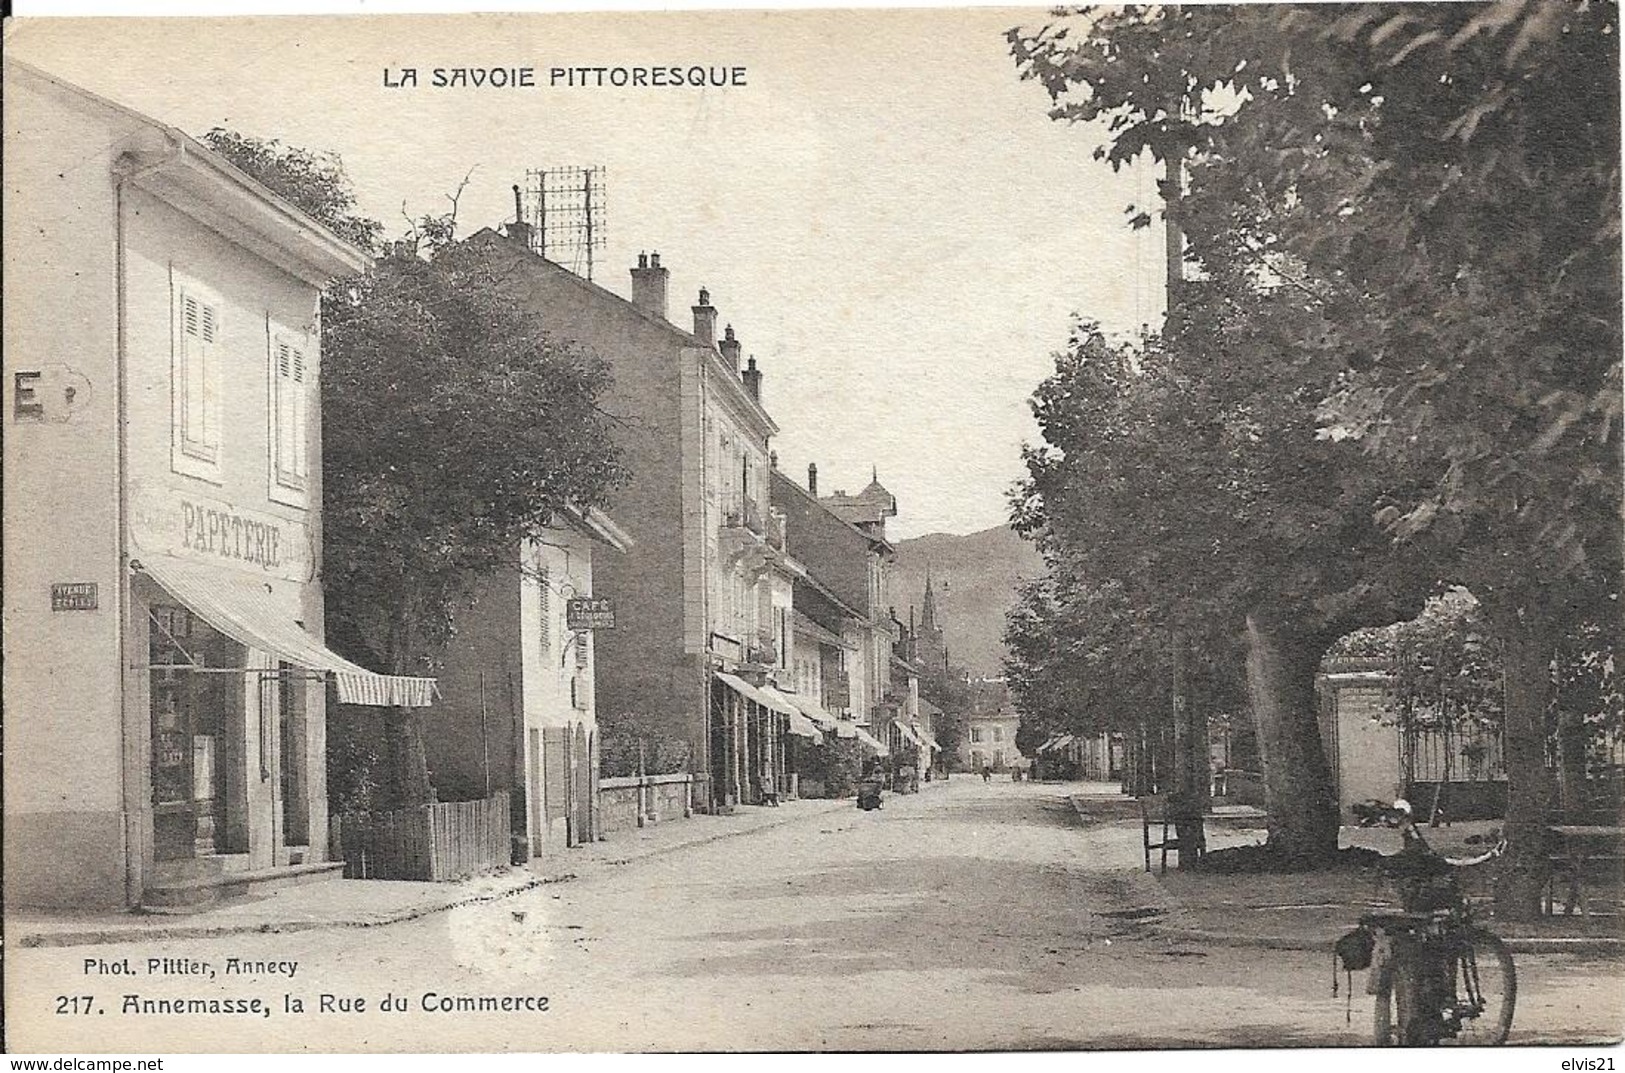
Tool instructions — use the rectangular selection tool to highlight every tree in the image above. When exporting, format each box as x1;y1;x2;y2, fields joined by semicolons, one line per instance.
1008;3;1620;897
1009;311;1432;862
205;131;627;808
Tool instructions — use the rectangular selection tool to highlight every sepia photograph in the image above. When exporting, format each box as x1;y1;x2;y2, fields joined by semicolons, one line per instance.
3;0;1622;1058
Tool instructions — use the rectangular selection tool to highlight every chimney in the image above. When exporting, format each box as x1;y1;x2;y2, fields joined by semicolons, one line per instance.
719;324;742;370
742;356;762;402
807;463;818;495
630;250;669;320
507;184;533;249
692;287;717;348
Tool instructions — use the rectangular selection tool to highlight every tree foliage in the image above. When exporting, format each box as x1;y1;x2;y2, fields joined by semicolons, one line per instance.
205;130;627;808
1006;3;1620;884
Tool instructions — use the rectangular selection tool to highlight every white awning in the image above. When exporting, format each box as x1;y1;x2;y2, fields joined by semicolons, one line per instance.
135;556;436;707
758;685;824;740
916;725;942;752
715;672;797;717
780;686;858;738
852;725;888;756
893;721;925;749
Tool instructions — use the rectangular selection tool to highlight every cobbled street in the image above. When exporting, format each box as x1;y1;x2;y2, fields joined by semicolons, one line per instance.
11;779;1622;1052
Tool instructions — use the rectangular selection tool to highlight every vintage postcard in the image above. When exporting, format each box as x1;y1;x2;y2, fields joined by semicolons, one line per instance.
3;3;1622;1059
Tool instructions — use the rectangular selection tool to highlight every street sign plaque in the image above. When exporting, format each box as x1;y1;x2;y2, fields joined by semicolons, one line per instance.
51;581;98;611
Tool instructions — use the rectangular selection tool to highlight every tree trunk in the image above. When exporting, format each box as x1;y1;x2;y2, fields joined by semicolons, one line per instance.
1170;633;1208;867
1492;617;1553;922
1244;612;1341;865
382;706;435;808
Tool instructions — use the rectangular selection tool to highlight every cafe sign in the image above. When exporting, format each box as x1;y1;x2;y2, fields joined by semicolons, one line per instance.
566;597;615;630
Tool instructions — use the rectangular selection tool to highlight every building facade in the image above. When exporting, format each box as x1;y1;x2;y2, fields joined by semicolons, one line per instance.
424;510;630;858
462;229;805;812
3;62;423;909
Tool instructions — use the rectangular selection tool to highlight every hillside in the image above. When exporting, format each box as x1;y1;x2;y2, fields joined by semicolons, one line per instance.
891;524;1045;678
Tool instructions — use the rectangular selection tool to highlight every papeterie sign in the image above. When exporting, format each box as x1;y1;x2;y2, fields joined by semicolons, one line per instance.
566;596;615;630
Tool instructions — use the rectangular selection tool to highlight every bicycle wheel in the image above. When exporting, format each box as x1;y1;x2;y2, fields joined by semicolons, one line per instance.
1442;928;1517;1046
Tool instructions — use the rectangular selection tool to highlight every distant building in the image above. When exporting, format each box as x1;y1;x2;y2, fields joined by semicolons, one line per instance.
460;229;810;812
3;62;422;909
960;679;1023;773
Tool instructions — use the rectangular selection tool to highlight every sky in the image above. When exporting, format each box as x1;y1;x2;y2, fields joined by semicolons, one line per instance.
6;8;1166;539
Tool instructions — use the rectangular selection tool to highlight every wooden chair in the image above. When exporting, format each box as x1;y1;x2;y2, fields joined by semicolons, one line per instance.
1138;793;1202;874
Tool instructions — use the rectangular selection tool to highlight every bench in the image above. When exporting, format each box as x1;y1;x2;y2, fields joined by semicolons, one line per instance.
1545;824;1625;916
1138;793;1205;874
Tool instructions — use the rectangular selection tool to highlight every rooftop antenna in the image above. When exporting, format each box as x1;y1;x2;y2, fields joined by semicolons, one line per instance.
519;166;607;281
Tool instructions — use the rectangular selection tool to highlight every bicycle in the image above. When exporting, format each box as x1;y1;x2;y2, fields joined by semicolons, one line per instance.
1335;799;1517;1046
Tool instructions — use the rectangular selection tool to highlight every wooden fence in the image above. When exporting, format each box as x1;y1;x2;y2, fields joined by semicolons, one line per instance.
334;792;512;881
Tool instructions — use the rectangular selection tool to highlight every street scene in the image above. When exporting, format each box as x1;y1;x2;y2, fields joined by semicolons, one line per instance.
4;1;1623;1058
9;779;1623;1051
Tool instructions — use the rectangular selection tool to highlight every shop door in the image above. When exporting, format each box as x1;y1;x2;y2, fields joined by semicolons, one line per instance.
148;606;244;861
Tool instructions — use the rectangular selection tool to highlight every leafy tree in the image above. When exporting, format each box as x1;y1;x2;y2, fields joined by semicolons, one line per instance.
1009;3;1620;902
1009;310;1432;861
206;131;627;809
200;129;384;253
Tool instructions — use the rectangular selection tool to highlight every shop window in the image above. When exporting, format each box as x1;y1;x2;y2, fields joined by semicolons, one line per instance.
270;332;310;500
173;284;223;477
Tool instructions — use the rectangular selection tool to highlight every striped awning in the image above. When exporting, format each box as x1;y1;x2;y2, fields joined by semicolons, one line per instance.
135;556;436;707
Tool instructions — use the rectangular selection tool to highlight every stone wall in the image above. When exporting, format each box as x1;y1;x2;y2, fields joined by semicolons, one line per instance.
598;773;694;836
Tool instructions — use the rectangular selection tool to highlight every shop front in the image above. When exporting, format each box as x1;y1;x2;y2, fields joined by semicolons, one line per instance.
127;492;433;905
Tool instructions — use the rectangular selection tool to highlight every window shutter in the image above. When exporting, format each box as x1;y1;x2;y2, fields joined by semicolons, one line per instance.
537;564;551;655
179;292;221;460
290;345;309;481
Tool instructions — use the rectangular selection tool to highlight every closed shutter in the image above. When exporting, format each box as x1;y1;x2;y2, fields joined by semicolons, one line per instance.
543;726;569;819
274;338;309;488
180;292;220;460
536;563;551;656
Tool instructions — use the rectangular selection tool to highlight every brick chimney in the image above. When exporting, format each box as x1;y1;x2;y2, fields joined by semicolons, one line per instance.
720;324;741;370
808;463;818;495
630;251;669;320
692;287;717;349
742;356;762;402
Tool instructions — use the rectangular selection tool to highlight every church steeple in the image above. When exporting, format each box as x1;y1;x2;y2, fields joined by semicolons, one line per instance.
921;561;940;632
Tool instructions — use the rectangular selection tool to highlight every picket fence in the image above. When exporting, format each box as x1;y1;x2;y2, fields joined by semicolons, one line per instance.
334;792;512;881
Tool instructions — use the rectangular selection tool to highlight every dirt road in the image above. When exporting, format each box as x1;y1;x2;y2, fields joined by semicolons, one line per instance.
9;779;1621;1051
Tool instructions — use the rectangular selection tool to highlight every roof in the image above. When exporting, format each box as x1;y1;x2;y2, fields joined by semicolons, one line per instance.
791;609;853;651
8;60;370;283
558;506;634;553
821;471;898;529
464;226;778;436
772;467;894;555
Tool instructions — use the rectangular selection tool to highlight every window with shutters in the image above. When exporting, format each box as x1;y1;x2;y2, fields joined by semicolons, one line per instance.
270;330;311;500
173;284;223;476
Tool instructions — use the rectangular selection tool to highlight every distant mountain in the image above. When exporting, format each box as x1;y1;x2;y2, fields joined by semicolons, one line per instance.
891;524;1045;678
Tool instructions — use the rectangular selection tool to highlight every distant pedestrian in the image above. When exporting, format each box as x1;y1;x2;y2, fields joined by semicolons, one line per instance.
981;765;991;783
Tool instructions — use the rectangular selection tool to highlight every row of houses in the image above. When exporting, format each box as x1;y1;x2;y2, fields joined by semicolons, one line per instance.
3;61;944;910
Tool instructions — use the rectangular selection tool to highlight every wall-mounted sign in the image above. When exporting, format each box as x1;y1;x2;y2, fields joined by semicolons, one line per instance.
566;596;615;630
128;481;311;584
51;582;99;611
